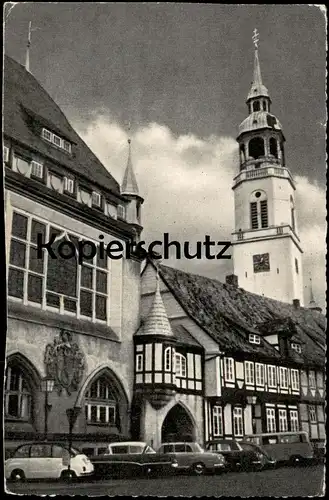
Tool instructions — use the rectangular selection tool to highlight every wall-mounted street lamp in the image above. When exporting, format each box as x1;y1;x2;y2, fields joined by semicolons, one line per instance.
246;395;258;405
41;376;55;439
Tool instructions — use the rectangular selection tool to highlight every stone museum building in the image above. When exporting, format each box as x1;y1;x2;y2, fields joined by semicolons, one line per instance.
3;42;325;457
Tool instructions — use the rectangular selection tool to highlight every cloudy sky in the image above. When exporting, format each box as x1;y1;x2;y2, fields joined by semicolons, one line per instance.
4;3;326;310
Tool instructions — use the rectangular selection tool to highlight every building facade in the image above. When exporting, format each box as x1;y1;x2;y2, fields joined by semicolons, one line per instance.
4;55;143;455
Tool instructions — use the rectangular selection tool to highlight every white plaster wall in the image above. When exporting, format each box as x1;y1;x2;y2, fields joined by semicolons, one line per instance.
233;174;295;232
233;236;303;304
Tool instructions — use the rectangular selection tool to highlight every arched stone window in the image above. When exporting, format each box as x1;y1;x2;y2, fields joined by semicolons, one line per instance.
263;101;267;111
269;137;278;158
248;137;265;160
250;191;268;229
4;355;40;426
84;369;128;434
5;365;32;420
252;101;260;112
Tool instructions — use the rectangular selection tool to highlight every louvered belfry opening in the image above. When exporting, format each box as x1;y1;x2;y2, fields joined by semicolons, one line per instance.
260;200;268;228
250;202;258;229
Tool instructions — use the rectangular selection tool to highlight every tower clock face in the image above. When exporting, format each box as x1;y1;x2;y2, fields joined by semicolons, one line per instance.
253;253;270;273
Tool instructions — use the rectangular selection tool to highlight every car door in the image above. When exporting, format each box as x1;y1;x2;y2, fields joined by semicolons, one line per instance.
52;444;70;477
29;444;53;478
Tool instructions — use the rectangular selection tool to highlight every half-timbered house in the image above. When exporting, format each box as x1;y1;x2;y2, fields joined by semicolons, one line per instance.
137;260;325;449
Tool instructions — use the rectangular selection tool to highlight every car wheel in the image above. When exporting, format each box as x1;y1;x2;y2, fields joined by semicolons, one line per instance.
191;462;205;476
61;469;77;481
10;469;25;482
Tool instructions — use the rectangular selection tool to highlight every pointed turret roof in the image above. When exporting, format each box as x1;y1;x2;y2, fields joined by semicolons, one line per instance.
308;279;322;312
121;138;139;196
247;48;270;101
137;273;173;337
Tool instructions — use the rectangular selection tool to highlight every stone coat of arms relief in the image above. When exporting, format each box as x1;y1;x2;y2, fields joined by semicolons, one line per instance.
44;330;85;396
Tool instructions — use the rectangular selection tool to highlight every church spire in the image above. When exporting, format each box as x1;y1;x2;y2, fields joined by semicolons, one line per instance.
247;29;270;102
121;137;139;196
308;278;322;313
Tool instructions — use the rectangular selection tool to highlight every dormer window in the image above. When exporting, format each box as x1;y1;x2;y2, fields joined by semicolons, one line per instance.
291;343;301;354
41;128;72;153
117;205;126;220
3;146;9;163
42;128;52;142
63;140;72;153
249;333;260;345
92;191;101;207
64;176;75;194
53;134;61;147
31;161;43;179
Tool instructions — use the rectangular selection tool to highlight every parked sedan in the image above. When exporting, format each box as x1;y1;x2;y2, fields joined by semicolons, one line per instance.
90;441;178;478
158;442;226;475
5;442;94;481
206;439;276;472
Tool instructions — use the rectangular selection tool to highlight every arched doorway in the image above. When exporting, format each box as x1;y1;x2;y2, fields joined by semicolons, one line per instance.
161;404;196;443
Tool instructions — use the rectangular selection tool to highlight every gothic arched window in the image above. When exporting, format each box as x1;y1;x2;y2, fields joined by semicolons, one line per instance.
269;138;278;158
85;375;118;426
248;137;265;159
5;365;32;421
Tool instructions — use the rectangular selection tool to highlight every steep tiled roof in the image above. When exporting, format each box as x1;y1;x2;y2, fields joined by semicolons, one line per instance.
4;55;120;196
157;263;325;366
172;324;203;348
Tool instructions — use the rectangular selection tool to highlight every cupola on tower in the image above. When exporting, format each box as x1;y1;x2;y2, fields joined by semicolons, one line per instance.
231;30;304;305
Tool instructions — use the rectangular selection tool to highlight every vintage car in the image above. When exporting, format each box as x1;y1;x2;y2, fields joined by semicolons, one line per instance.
157;442;226;475
5;442;94;481
90;441;178;478
206;439;276;471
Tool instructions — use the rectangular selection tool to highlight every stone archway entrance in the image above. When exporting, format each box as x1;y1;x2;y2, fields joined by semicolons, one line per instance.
161;404;196;443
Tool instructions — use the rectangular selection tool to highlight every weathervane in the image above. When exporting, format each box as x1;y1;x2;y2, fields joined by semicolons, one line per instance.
252;28;259;49
128;121;131;144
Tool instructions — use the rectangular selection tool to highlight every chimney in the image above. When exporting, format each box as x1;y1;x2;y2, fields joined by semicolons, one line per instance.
292;299;300;309
226;274;239;287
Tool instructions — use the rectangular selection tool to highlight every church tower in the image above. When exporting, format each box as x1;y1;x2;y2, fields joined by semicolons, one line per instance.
232;31;304;305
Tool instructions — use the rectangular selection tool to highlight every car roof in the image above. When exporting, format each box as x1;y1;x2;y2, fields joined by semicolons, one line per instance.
160;442;197;445
245;431;307;437
109;442;148;447
207;439;238;443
